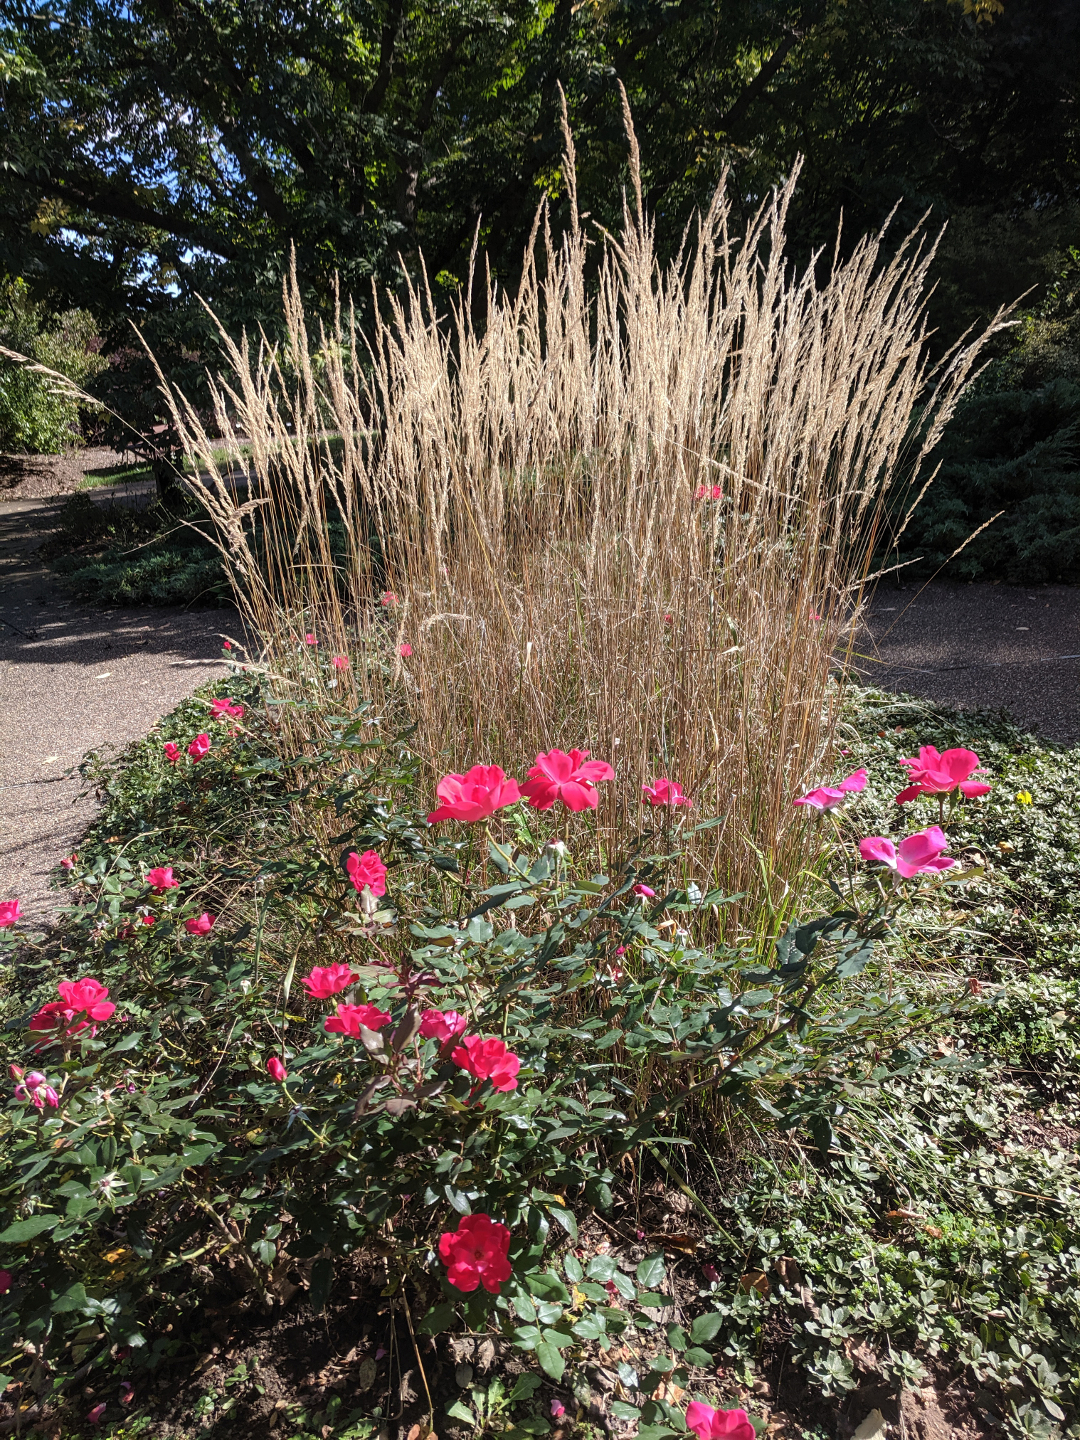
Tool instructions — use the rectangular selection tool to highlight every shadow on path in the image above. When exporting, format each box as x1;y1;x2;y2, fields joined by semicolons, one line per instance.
856;581;1080;745
0;494;243;922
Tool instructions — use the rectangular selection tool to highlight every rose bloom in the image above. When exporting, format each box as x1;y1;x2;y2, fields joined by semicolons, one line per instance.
642;776;692;808
520;749;614;813
302;963;359;999
896;745;992;804
438;1213;513;1294
14;1071;59;1109
399;642;412;657
60;854;77;870
859;825;955;879
324;1002;391;1036
427;765;521;824
793;767;868;811
29;978;116;1043
419;1009;468;1044
163;742;180;765
380;591;399;607
146;866;179;891
685;1404;756;1440
452;1035;521;1092
184;913;216;936
346;850;387;897
0;1270;11;1294
187;733;211;762
210;697;244;720
266;1056;287;1082
332;654;349;670
0;899;22;928
633;883;656;898
304;633;317;645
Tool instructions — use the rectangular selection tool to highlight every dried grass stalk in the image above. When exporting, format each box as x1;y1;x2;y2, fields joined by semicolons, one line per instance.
160;100;1010;933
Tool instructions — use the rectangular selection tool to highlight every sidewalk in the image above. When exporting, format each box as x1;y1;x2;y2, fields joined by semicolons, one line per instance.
0;494;240;920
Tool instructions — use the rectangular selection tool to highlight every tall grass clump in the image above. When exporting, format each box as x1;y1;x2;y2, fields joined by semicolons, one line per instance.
162;93;1007;926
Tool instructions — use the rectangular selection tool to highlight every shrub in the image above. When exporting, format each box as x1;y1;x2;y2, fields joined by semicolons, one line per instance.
889;246;1080;582
0;277;104;453
0;678;978;1435
40;494;230;608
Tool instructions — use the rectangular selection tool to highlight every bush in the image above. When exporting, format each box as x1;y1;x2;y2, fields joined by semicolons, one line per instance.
40;494;229;608
0;277;104;453
891;247;1080;582
0;675;982;1437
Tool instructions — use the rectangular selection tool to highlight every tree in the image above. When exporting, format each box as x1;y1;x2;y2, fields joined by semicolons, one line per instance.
0;0;1076;402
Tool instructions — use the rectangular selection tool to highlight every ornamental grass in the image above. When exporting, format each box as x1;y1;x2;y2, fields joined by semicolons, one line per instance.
160;92;1008;936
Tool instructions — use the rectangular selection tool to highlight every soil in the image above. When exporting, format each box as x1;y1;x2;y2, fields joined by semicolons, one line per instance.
0;447;144;502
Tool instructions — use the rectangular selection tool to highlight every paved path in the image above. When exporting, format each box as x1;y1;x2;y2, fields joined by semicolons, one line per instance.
856;580;1080;744
0;494;241;923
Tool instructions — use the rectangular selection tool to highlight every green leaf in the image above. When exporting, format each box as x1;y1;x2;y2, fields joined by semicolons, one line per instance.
252;1238;276;1267
111;1031;145;1052
52;1283;88;1314
526;1270;571;1303
535;1340;566;1381
417;1307;455;1336
563;1255;583;1283
446;1400;476;1423
636;1253;666;1288
683;1347;714;1366
508;1374;542;1403
666;1323;687;1351
0;1214;58;1243
585;1254;618;1282
547;1205;578;1240
689;1312;724;1344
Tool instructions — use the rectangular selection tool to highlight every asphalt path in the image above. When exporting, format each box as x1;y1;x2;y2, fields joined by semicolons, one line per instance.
0;491;240;924
856;580;1080;745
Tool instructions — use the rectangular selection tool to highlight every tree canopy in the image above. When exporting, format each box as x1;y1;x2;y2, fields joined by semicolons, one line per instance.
0;0;1077;394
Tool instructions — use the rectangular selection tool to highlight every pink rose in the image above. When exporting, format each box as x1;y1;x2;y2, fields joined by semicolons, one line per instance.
438;1214;512;1294
452;1035;521;1092
521;749;614;813
427;765;521;824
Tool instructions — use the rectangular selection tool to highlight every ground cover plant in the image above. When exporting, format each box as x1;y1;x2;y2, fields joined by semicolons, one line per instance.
37;493;230;608
1;678;1079;1440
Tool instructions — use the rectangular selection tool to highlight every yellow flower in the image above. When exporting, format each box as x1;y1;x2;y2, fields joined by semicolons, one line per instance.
1016;791;1033;805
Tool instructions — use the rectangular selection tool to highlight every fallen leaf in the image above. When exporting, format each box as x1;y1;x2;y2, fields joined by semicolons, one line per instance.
739;1270;770;1296
650;1232;698;1254
852;1408;887;1439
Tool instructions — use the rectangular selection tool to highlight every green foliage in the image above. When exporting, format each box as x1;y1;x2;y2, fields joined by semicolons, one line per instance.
3;0;1076;378
39;493;228;607
6;681;1080;1435
678;690;1080;1435
0;277;103;452
0;680;959;1427
891;247;1080;581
